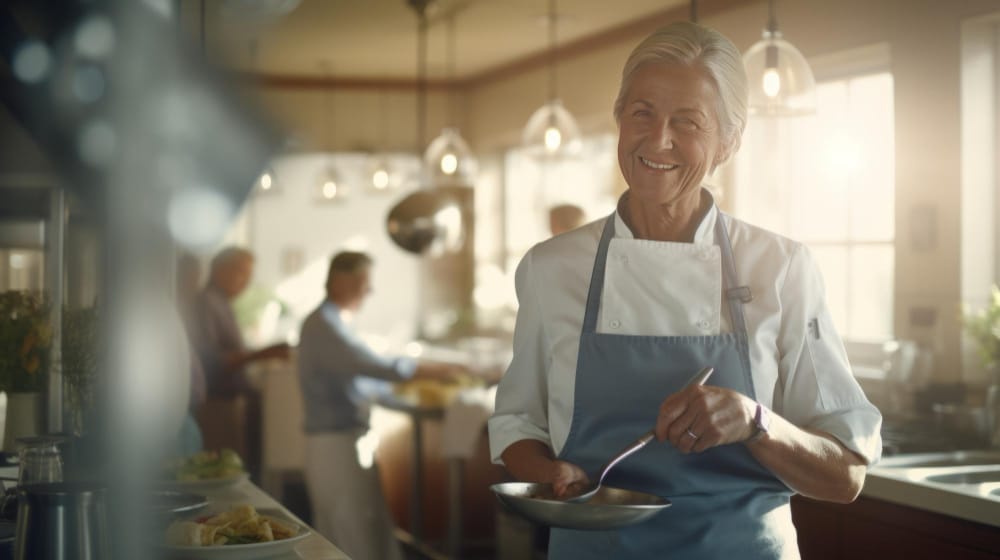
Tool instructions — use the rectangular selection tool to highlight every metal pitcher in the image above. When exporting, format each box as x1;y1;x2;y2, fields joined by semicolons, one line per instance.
14;482;108;560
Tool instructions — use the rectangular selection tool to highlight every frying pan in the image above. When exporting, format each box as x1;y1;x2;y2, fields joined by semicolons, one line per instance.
491;482;670;530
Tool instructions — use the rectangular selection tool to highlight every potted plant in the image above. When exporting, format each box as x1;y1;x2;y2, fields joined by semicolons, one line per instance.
0;291;51;450
962;284;1000;379
962;284;1000;446
62;305;99;436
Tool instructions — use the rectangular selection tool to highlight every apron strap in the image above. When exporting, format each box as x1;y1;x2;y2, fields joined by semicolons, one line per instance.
715;213;752;338
581;214;616;334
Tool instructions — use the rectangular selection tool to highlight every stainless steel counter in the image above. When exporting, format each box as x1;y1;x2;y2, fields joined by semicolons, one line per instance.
865;450;1000;528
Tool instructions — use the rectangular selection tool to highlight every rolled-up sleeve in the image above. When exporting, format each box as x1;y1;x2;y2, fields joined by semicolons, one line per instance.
488;250;554;464
776;244;883;464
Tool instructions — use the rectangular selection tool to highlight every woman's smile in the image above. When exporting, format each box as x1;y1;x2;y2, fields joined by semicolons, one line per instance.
638;156;679;171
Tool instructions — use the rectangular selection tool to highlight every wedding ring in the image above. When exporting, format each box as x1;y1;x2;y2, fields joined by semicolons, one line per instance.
685;429;699;439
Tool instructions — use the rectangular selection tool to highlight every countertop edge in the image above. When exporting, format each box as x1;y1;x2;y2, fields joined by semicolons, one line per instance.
863;469;1000;529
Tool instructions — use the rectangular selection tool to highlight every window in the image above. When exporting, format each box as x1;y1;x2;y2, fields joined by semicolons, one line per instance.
733;70;896;342
502;134;619;272
471;135;619;323
960;14;1000;383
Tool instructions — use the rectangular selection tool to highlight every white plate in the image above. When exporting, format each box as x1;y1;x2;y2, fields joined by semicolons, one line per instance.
163;510;310;559
158;472;249;492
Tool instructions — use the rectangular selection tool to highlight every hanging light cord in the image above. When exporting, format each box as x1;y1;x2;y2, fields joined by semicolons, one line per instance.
321;62;335;150
690;0;698;23
446;14;457;127
767;0;778;33
548;0;557;102
411;0;430;155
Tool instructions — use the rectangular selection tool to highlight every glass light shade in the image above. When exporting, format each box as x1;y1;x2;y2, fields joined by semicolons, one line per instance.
743;30;816;117
522;99;582;157
313;164;347;203
424;127;477;186
367;155;396;194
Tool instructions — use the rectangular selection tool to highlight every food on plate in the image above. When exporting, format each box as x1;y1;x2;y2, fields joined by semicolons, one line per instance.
393;378;462;407
393;371;483;407
165;504;299;547
164;448;245;481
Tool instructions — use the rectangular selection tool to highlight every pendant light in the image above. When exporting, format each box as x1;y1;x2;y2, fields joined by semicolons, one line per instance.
521;0;581;157
249;40;280;195
742;0;816;116
256;167;278;193
367;89;396;194
313;61;347;203
424;14;477;186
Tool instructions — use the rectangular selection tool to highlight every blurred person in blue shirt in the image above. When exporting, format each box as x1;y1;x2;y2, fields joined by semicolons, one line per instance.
298;251;461;560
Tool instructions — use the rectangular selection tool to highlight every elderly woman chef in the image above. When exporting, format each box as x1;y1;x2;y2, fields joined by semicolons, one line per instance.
488;21;882;560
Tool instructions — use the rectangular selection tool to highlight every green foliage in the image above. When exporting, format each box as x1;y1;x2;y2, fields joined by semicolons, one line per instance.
0;291;50;393
962;285;1000;372
62;305;100;434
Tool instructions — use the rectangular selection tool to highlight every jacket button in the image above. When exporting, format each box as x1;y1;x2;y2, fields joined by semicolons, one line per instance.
697;319;711;331
610;320;621;329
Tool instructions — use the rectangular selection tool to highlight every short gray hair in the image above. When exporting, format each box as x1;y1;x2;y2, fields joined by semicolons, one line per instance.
613;21;748;163
210;246;253;273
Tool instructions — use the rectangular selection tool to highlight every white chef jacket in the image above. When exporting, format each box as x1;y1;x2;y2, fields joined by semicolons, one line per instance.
488;195;883;466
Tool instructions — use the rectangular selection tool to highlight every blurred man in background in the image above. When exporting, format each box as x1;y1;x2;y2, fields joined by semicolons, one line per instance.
548;203;586;236
189;246;290;478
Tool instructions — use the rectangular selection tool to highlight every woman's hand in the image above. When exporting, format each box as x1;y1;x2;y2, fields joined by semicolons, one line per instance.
550;460;590;498
654;384;757;453
500;439;589;497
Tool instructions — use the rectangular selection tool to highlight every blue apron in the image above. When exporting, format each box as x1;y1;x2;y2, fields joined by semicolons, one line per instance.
550;212;797;560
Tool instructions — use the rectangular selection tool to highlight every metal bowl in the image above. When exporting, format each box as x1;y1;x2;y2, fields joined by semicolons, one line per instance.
491;482;670;530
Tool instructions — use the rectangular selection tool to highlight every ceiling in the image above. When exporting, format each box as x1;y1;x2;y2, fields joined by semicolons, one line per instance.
206;0;692;81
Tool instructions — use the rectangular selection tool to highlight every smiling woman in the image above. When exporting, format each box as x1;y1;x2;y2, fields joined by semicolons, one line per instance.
489;21;882;560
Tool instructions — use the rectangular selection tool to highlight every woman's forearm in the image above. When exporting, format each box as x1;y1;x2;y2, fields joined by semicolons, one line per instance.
746;414;867;503
500;439;559;483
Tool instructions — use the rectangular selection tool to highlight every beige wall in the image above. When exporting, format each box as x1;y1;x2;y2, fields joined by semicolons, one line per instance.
251;86;459;154
250;0;1000;381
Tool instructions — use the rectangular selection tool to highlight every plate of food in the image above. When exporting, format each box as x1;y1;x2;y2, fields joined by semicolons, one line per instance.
163;504;310;559
160;449;249;491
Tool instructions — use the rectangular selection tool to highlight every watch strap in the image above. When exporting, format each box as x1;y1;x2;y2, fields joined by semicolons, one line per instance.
746;401;767;443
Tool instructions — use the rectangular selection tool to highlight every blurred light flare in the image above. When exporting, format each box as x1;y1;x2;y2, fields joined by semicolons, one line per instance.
78;120;118;166
167;188;234;248
13;41;51;84
75;15;117;59
72;65;106;103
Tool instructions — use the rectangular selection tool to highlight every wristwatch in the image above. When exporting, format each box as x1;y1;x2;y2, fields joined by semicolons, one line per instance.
746;402;770;443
